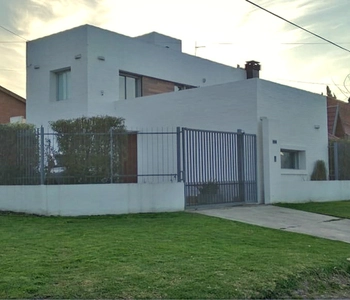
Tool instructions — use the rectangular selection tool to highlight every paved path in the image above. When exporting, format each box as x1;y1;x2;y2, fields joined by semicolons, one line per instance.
194;205;350;244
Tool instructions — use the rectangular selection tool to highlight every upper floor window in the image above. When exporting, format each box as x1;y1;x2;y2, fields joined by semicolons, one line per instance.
56;68;71;101
119;72;141;100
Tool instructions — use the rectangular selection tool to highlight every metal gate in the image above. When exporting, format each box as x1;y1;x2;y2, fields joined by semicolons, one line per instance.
179;128;257;207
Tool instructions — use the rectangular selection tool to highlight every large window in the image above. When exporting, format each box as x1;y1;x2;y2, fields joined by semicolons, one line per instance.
280;149;305;170
119;73;141;100
56;69;71;101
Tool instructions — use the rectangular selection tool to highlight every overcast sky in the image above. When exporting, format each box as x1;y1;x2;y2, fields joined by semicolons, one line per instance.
0;0;349;100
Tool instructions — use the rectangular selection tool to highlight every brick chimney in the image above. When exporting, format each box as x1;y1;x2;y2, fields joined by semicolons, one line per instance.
245;60;261;79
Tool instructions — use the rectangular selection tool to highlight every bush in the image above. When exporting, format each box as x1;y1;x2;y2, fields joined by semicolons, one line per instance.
310;160;327;181
0;123;39;185
198;181;219;195
49;116;127;184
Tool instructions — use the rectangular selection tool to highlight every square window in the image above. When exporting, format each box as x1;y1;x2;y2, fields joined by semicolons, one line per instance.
280;149;305;169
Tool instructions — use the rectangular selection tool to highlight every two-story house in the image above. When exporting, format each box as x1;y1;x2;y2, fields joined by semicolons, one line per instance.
26;25;328;204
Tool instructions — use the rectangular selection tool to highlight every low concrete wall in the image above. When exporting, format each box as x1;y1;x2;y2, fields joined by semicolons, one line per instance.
274;181;350;203
0;183;185;216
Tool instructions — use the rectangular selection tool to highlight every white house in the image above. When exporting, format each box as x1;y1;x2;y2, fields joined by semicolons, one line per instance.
26;25;329;205
26;25;248;126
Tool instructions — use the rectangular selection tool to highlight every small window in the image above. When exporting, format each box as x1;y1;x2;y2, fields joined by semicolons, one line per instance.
119;72;141;100
174;83;195;92
281;149;305;169
56;69;71;101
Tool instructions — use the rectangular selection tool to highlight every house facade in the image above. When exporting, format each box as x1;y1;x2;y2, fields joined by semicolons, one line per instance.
26;25;328;204
0;85;26;124
27;25;249;126
327;96;350;139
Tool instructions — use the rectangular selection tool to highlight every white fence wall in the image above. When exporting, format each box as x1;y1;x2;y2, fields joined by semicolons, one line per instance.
273;181;350;203
0;183;184;216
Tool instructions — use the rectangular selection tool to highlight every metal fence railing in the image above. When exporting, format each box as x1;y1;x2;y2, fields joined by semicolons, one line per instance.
329;140;350;180
0;128;40;185
0;126;259;206
0;127;178;185
182;128;258;206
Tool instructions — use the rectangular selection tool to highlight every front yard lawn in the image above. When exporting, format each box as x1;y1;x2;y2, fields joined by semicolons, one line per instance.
275;200;350;219
1;211;350;299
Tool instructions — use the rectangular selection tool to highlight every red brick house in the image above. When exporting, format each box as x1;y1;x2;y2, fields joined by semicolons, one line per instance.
0;85;26;124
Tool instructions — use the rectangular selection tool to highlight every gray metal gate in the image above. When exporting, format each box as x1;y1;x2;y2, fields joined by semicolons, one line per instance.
179;128;257;207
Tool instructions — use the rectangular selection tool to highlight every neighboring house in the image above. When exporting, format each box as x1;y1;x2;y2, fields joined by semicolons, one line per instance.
26;25;328;204
327;96;350;139
0;85;26;124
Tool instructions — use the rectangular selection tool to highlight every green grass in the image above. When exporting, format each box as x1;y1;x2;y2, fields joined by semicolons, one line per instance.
1;211;350;299
275;200;350;219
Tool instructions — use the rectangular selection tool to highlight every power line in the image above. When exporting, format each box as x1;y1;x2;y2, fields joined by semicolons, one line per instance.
246;0;350;54
0;41;26;43
0;69;25;72
275;78;338;86
281;42;350;45
0;25;27;41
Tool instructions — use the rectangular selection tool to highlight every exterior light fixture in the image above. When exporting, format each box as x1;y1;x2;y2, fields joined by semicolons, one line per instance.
97;56;105;61
34;65;40;69
75;54;82;59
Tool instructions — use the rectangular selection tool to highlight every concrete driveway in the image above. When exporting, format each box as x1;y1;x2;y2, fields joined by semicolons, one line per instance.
194;205;350;244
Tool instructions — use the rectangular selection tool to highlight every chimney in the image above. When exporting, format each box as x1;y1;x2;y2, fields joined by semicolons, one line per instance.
245;60;261;79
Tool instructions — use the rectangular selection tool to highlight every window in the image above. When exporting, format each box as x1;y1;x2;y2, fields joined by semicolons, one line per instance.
281;149;306;170
174;83;195;92
56;69;71;101
119;73;141;100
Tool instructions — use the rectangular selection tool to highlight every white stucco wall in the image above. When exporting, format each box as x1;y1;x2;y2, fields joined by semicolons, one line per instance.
115;80;258;133
275;181;350;203
26;24;246;127
26;26;89;126
0;183;184;216
257;79;328;203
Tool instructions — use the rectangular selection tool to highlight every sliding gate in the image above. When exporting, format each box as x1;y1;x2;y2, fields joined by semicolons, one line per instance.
181;128;257;207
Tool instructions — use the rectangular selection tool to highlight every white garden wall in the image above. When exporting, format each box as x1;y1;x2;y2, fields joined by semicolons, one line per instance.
0;183;184;216
272;181;350;203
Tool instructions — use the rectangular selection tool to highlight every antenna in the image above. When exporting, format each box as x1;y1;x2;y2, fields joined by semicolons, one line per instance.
194;41;206;56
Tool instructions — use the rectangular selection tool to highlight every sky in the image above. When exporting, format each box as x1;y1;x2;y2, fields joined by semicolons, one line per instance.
0;0;349;101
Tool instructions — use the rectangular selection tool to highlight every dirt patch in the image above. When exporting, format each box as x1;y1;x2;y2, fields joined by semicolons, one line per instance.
278;272;350;299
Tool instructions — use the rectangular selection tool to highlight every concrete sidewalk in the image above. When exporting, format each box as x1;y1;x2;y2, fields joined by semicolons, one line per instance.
194;205;350;244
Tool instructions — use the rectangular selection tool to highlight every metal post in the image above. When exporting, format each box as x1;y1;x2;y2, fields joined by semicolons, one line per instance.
182;128;186;183
110;127;113;183
176;127;181;182
237;129;245;202
40;126;45;185
334;142;339;180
